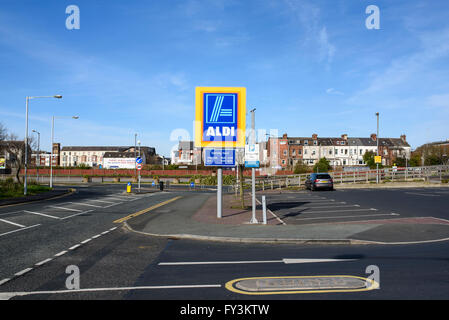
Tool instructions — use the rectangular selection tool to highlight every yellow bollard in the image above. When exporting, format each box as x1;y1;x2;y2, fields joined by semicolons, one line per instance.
127;182;132;193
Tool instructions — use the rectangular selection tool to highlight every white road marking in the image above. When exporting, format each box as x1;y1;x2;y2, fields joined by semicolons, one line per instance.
24;210;60;219
91;234;101;239
0;218;26;228
0;279;11;286
54;251;68;257
103;202;122;208
48;205;83;212
405;192;440;197
300;205;359;210
88;199;115;204
295;212;400;221
81;239;91;244
70;202;102;208
60;210;94;220
14;268;33;277
159;258;356;266
298;208;377;214
0;284;222;299
69;244;81;250
35;258;53;266
0;224;41;237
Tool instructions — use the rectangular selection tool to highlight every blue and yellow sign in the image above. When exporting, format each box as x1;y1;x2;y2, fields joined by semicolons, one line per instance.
195;87;246;148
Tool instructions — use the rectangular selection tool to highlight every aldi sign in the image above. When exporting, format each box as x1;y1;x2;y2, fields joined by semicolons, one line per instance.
195;87;246;148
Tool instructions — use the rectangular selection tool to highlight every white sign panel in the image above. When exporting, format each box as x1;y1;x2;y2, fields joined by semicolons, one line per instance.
245;144;260;168
103;158;136;169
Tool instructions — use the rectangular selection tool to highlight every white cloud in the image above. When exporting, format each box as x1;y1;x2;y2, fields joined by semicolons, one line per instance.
326;88;344;96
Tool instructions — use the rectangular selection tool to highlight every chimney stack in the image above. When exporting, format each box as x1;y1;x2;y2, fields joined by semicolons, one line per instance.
312;133;318;140
370;133;377;141
282;133;288;139
341;134;348;140
400;134;407;143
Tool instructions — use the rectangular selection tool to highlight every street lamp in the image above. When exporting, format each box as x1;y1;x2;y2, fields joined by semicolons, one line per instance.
50;115;79;188
32;129;40;184
24;95;62;195
375;112;380;184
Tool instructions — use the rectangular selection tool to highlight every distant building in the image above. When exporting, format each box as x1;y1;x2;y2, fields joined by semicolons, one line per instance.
268;133;411;170
60;146;156;168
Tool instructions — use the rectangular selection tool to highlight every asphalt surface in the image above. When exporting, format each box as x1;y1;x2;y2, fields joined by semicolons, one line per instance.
0;184;448;304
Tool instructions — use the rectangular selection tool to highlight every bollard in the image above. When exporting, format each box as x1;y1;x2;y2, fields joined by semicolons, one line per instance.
126;182;132;193
262;195;267;225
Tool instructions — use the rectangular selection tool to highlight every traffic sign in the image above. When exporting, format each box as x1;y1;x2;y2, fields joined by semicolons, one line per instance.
195;87;246;148
244;144;260;168
136;157;143;164
374;156;382;164
204;148;236;166
136;164;142;170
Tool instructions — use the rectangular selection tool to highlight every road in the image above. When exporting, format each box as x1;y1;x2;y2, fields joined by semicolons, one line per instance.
0;185;448;307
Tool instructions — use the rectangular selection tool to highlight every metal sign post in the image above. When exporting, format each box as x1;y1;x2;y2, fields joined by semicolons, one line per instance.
196;87;246;220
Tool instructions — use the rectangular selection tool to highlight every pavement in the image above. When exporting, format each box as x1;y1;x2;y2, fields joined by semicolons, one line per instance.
0;188;74;207
125;185;449;245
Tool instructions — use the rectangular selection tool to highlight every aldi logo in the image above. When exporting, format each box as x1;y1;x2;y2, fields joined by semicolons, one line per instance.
195;87;246;148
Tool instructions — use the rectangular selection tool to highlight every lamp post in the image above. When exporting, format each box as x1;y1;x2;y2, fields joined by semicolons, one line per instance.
50;115;78;188
137;140;141;192
376;112;380;184
32;130;40;184
24;95;62;195
249;108;258;224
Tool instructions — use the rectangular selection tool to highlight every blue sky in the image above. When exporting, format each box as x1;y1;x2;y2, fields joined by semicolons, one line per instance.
1;0;448;156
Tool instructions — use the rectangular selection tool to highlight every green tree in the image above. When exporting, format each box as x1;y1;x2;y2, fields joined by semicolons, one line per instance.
293;160;310;174
363;151;376;169
409;153;421;167
313;157;331;173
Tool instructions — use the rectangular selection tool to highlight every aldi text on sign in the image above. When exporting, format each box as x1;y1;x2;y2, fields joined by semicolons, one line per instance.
195;87;246;148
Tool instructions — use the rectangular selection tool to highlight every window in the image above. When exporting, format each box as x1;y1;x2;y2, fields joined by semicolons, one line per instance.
341;149;344;154
304;141;308;146
304;150;308;155
329;150;332;155
360;149;363;155
283;150;287;156
282;160;285;164
292;150;296;156
345;149;348;155
312;150;316;156
313;141;317;145
336;141;340;145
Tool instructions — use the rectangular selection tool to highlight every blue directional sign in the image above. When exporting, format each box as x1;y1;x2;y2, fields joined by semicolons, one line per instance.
136;157;143;164
204;148;236;167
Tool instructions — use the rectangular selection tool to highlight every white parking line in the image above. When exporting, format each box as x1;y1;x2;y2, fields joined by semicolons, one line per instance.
0;218;26;228
0;224;41;237
300;205;360;210
298;208;377;214
70;202;102;208
295;212;399;221
88;199;116;204
48;205;83;212
405;192;440;197
60;210;94;220
24;210;60;220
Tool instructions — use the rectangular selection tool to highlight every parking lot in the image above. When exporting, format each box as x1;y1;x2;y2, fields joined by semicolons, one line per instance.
265;187;449;226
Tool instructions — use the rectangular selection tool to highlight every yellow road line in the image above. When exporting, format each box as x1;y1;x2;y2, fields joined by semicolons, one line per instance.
113;196;182;224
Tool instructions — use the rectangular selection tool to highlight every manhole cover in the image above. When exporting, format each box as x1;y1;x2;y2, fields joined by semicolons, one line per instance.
226;276;378;295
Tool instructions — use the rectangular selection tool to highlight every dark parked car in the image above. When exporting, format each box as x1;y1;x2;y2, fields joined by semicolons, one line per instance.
305;173;334;191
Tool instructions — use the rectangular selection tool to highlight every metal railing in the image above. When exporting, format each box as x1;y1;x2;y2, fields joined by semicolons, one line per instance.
235;165;449;191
